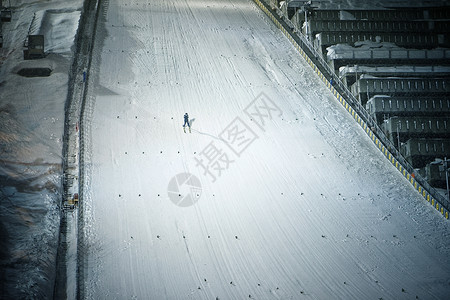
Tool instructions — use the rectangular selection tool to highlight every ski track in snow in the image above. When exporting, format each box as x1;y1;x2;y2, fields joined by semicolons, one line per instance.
80;0;450;299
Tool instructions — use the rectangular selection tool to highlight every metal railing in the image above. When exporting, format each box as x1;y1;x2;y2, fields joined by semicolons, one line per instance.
260;0;450;212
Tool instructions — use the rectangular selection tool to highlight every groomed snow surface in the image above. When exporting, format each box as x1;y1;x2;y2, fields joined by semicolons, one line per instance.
79;0;450;299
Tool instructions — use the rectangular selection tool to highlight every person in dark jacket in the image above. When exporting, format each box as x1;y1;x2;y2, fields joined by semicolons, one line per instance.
183;113;190;128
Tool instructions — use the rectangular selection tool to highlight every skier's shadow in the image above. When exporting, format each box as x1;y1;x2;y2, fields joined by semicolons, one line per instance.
189;118;221;141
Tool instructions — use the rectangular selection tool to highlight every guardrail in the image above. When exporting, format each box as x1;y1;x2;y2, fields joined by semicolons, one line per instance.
253;0;449;219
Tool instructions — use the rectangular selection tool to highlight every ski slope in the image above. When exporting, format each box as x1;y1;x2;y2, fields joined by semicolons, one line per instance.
80;0;450;299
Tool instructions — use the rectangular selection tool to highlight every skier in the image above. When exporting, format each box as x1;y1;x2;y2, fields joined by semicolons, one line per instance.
183;113;191;133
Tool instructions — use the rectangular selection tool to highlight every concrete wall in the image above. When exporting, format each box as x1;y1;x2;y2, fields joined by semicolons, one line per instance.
317;31;443;49
353;77;450;104
367;96;450;119
309;20;449;34
401;138;450;168
382;116;450;142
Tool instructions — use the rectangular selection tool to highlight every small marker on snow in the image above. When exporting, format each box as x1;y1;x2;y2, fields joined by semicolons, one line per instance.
235;235;238;239
157;235;160;239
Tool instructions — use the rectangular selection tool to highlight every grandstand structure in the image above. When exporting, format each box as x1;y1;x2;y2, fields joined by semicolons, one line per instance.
275;0;450;189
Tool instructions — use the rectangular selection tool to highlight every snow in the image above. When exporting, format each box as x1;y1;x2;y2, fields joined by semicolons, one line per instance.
1;0;449;299
78;0;450;299
340;10;357;20
0;1;82;298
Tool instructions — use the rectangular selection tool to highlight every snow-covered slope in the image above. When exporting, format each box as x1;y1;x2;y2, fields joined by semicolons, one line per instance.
0;0;447;298
82;0;450;299
79;0;450;299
